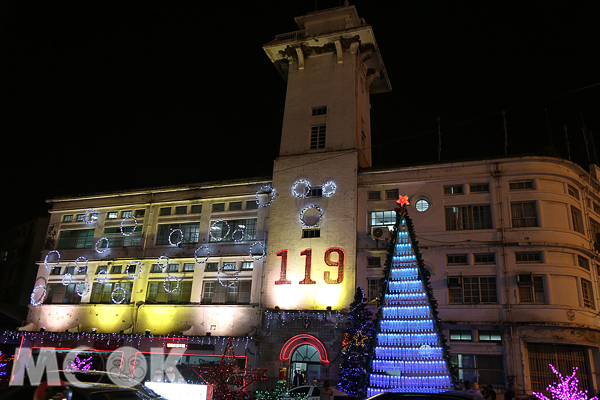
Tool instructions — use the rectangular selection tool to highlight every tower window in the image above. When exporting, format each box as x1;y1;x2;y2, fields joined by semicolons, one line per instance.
311;106;327;116
310;124;326;149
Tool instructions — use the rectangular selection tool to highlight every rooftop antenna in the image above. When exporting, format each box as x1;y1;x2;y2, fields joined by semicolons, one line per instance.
563;125;571;161
437;116;442;161
503;110;508;155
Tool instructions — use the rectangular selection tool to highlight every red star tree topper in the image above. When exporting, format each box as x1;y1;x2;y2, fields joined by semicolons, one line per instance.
396;195;410;207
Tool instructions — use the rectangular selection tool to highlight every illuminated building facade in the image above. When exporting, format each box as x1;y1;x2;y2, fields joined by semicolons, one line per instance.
13;4;600;397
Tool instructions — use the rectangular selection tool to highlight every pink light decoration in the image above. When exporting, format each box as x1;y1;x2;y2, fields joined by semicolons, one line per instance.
67;354;93;371
533;364;598;400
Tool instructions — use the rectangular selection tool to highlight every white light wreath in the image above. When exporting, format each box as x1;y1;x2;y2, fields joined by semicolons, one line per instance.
210;220;230;242
111;287;127;304
249;241;266;261
194;246;210;264
126;261;143;278
255;186;276;207
44;250;60;270
62;273;72;286
83;209;98;225
75;280;90;297
95;237;109;254
163;275;181;293
97;270;108;283
74;256;88;273
291;179;311;198
157;255;169;271
168;229;183;246
217;265;239;288
322;181;337;197
30;285;47;306
120;216;137;236
232;228;245;243
299;204;323;228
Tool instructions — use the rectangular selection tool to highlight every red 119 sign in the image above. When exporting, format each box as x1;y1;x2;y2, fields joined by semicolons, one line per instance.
275;247;345;285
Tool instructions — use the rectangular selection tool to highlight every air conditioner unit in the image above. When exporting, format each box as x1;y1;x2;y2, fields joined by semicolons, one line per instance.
371;226;390;240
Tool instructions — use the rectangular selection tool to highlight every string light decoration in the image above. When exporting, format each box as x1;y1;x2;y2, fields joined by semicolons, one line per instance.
30;285;47;306
157;256;169;271
65;353;93;371
76;280;90;297
190;337;266;400
94;237;109;254
62;273;72;286
168;229;183;246
126;261;143;278
533;364;597;400
322;181;337;197
249;242;266;261
292;179;311;198
74;256;88;273
163;275;181;293
194;246;210;264
256;186;276;207
110;286;127;304
337;287;375;398
210;220;230;242
299;204;323;228
44;250;60;270
366;199;456;397
83;209;98;225
232;228;245;243
120;216;138;236
217;266;239;288
96;270;108;284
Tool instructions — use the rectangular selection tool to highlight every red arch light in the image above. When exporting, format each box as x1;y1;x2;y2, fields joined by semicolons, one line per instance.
279;334;329;363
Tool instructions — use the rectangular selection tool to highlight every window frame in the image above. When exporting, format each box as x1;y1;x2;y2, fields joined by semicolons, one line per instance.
310;124;326;149
445;205;493;231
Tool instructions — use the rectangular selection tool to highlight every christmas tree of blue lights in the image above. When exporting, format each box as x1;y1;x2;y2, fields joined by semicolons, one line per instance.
367;196;456;397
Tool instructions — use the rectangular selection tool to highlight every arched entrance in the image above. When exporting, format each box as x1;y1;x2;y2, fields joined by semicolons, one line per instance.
279;334;329;387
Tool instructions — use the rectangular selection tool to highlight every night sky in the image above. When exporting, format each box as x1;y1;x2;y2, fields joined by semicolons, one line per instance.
1;1;599;229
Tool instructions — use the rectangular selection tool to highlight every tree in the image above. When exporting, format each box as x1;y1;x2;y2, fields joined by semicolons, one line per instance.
337;286;375;398
366;196;456;397
533;364;598;400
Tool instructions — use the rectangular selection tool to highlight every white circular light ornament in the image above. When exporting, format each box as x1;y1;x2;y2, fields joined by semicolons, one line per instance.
255;186;276;207
62;273;72;286
83;209;98;225
299;204;323;228
322;181;337;197
163;275;181;293
75;281;90;297
157;256;169;271
44;250;61;271
168;229;183;246
194;246;210;264
210;220;230;242
74;256;88;273
30;285;47;306
249;241;266;261
232;228;245;243
292;179;311;198
126;261;143;278
217;266;239;288
120;216;138;236
111;287;127;304
97;270;108;283
95;237;109;254
415;198;430;213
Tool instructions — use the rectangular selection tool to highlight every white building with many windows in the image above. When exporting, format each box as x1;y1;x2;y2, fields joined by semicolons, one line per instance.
12;4;600;397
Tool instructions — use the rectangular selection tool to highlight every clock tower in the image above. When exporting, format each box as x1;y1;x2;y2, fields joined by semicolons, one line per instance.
263;5;391;310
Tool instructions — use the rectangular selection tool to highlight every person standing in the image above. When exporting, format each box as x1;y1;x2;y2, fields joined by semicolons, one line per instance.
484;385;497;400
293;371;304;387
505;383;516;400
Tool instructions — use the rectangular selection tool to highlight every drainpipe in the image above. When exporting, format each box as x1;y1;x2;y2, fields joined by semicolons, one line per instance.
494;163;518;390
